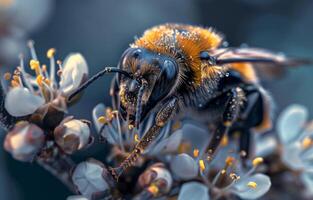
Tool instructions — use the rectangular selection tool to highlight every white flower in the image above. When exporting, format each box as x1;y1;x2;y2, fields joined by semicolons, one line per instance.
54;117;91;154
4;43;88;119
72;159;111;199
277;104;313;196
4;121;45;162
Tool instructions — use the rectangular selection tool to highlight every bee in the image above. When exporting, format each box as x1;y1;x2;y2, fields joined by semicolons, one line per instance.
69;23;310;178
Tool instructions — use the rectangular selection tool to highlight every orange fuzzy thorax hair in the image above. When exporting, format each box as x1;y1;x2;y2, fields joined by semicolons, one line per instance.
132;24;223;85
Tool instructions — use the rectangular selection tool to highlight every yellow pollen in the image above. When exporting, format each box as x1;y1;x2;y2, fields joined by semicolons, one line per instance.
36;75;44;86
199;159;206;172
221;135;229;146
193;149;199;158
134;134;140;143
302;137;313;149
97;116;107;124
44;79;51;85
221;169;226;175
252;157;264;167
247;181;257;189
30;60;41;75
47;48;56;59
147;184;159;196
12;75;20;82
11;80;20;87
225;156;236;166
3;72;11;80
128;124;134;130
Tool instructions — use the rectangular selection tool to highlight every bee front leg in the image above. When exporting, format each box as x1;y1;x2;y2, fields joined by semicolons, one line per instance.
109;97;179;180
206;87;245;161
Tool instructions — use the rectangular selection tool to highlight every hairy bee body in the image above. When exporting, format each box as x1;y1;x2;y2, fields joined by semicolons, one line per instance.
132;24;271;132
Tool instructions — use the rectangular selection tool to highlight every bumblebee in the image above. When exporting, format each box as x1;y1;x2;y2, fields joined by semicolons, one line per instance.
69;23;308;178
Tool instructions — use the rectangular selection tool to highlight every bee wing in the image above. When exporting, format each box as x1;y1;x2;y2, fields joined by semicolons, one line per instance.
209;47;312;79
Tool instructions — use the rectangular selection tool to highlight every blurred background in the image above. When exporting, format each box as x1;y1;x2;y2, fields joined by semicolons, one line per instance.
0;0;312;199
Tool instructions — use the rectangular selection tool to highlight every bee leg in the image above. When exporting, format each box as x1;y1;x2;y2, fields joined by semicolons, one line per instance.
109;75;119;110
206;87;245;161
109;97;179;180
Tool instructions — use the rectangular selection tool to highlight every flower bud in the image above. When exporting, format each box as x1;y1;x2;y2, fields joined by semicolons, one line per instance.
4;121;45;162
72;159;113;200
138;163;173;196
54;118;91;154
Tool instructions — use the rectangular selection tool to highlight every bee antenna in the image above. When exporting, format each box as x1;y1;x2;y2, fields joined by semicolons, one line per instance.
68;67;132;101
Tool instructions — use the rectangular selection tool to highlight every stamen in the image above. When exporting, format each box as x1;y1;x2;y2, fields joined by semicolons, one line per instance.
97;116;107;124
247;181;257;189
27;40;38;60
199;159;206;172
302;137;312;149
221;135;229;146
19;54;34;93
47;48;56;59
36;75;44;86
30;59;41;75
134;134;140;143
147;184;159;196
225;156;236;166
229;173;240;181
47;48;56;88
252;157;264;167
3;72;11;80
193;149;199;158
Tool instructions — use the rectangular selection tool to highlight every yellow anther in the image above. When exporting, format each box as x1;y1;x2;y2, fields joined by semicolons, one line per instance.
128;124;134;130
193;149;199;158
11;80;19;87
221;169;226;175
12;75;20;81
36;75;44;86
97;116;107;124
247;181;257;189
3;72;11;80
302;137;313;149
229;173;240;181
252;157;264;167
134;134;140;143
47;48;56;59
223;121;232;127
147;184;159;196
44;79;51;85
199;159;206;172
225;156;236;166
30;59;40;70
172;121;181;130
221;135;229;146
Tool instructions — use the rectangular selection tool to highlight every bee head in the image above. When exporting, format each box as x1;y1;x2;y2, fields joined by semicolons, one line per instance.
117;47;179;125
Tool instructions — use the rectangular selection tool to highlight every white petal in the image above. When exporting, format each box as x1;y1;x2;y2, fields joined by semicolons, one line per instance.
178;182;209;200
92;103;106;132
255;135;277;157
233;173;271;200
300;172;313;197
72;161;109;199
149;129;182;155
277;104;308;144
281;143;304;170
170;153;198;180
5;87;45;117
181;122;210;156
59;53;88;96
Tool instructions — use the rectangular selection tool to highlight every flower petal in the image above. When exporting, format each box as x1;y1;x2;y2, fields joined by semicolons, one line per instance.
72;161;109;199
178;182;209;200
59;53;88;96
5;87;45;117
67;195;88;200
170;153;198;180
233;173;271;200
148;129;182;155
181;122;210;156
277;104;308;144
300;171;313;197
281;143;304;170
